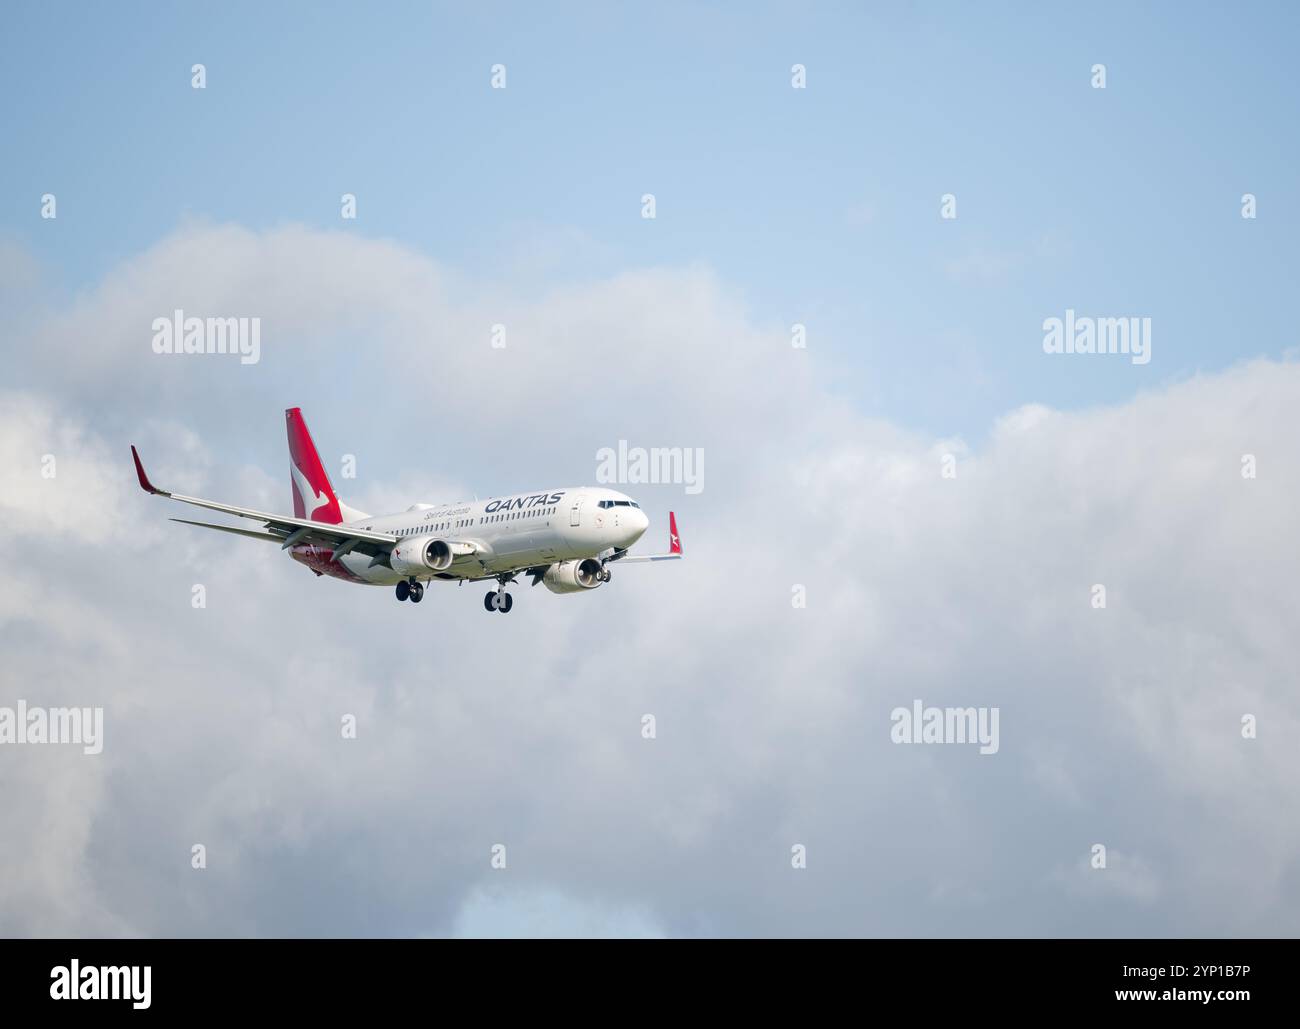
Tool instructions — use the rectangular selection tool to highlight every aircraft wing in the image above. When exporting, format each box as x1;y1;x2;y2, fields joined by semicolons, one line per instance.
169;518;284;543
607;511;683;564
614;554;682;563
132;445;398;560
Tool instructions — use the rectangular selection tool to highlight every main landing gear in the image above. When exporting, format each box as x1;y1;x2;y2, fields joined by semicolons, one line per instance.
484;574;515;614
395;578;424;603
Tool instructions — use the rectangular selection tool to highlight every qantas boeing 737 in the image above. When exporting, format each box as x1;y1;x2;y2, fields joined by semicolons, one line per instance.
130;408;681;613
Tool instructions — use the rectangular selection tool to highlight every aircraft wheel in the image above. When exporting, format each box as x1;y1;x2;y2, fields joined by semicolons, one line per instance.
484;591;497;612
499;592;513;613
410;582;424;603
396;581;410;602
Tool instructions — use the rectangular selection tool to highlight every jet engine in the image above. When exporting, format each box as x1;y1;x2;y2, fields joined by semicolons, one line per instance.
543;558;604;594
390;536;455;575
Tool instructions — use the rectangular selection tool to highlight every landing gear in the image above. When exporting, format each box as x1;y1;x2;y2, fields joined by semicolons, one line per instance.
599;567;612;583
396;579;423;603
484;575;515;613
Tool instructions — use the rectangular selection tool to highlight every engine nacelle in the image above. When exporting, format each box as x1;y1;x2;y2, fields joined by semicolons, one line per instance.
543;558;604;594
390;536;455;576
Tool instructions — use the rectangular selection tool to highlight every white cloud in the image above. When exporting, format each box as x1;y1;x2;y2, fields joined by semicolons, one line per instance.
1;225;1298;936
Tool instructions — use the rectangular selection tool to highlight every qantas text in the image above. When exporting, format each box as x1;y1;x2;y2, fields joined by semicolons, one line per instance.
483;491;565;514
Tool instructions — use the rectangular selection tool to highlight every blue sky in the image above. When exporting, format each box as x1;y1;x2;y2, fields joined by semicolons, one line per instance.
5;1;1297;439
3;4;1300;939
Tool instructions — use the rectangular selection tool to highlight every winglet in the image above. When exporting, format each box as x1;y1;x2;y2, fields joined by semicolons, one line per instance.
130;445;165;495
668;511;682;555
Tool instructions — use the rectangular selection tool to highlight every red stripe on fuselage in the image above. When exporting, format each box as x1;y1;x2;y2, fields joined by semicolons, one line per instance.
289;544;369;583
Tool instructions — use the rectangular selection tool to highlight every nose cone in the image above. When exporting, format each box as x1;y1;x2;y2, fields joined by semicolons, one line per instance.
620;508;649;547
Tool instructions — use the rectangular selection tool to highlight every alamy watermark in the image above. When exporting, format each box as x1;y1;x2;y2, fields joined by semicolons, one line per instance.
596;441;704;495
0;700;103;755
50;960;150;1008
151;309;261;364
1042;309;1151;365
890;699;999;755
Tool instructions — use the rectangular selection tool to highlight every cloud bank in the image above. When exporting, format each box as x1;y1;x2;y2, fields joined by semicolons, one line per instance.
1;224;1297;936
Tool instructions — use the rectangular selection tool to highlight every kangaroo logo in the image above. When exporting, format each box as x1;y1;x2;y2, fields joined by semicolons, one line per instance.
291;462;330;518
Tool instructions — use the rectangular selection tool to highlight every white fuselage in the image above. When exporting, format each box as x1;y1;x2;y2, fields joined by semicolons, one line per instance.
288;487;648;585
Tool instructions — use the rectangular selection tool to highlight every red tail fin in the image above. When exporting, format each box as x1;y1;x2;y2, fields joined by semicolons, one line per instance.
285;408;343;524
668;511;682;555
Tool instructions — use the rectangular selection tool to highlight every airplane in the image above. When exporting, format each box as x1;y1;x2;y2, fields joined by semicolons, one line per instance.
130;408;682;613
